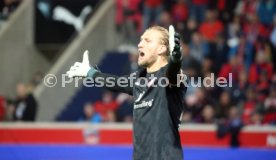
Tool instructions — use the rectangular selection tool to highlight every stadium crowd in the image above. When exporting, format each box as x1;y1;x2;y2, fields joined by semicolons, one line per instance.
108;0;276;126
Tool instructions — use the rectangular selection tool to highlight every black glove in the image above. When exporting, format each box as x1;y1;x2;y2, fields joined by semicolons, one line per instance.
171;32;182;62
169;25;182;62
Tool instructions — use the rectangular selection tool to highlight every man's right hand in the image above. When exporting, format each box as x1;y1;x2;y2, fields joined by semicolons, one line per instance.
66;50;92;78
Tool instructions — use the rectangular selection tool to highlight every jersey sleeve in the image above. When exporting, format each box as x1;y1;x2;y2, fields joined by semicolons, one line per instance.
166;58;182;86
92;72;134;95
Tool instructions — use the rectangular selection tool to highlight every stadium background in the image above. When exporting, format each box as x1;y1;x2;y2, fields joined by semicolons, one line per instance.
0;0;275;159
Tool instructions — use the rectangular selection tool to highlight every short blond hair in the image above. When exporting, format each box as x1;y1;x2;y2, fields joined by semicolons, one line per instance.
146;26;170;56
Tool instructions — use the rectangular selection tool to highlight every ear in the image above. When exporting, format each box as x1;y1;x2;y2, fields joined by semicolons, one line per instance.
157;45;167;55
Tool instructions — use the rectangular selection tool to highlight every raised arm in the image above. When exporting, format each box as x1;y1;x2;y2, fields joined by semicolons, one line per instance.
166;25;182;85
66;50;133;95
89;72;133;95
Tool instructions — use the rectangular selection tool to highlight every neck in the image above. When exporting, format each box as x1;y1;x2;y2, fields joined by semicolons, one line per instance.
146;56;168;73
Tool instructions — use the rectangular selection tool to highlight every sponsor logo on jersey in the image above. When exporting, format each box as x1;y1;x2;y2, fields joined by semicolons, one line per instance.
134;99;154;109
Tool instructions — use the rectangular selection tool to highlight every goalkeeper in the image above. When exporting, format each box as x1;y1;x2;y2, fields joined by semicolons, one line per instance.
67;25;186;160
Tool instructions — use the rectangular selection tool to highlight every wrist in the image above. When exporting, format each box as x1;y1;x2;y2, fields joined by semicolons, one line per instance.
87;67;98;77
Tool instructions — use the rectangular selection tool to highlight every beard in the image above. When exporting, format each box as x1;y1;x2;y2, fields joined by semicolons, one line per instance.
137;60;148;68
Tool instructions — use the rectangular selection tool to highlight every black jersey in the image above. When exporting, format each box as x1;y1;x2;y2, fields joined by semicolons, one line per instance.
132;65;185;160
92;60;186;160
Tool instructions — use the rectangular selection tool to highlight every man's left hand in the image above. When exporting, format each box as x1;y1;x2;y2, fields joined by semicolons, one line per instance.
169;25;182;62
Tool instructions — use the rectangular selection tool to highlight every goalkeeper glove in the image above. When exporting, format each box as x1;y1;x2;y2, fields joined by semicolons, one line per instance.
169;25;182;62
66;50;98;78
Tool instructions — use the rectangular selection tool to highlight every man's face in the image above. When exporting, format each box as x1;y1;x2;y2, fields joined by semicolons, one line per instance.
16;84;26;98
137;30;164;68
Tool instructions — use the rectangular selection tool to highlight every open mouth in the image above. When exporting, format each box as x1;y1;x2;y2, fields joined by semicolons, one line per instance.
139;51;145;57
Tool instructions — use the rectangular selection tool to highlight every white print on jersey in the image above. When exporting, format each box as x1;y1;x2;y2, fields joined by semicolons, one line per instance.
147;77;157;87
135;91;145;103
134;99;154;109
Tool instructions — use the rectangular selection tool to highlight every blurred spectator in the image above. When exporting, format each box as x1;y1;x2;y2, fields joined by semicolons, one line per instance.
217;106;242;147
227;106;243;147
230;69;248;103
201;57;213;76
198;104;215;123
189;88;215;121
218;56;244;82
142;0;164;30
0;0;21;29
250;112;263;125
215;0;239;24
0;0;21;20
228;35;255;70
263;84;276;124
4;98;14;121
171;0;189;23
256;70;270;102
106;110;116;122
216;91;232;119
116;93;134;122
264;85;276;112
189;32;209;63
79;103;102;123
242;87;258;125
181;41;201;79
209;33;228;74
180;18;198;43
190;0;208;23
257;0;276;26
226;15;241;40
243;13;268;45
181;111;192;123
94;91;119;122
157;10;172;29
248;51;273;84
0;96;6;121
235;0;259;17
116;0;142;43
12;83;38;121
199;9;224;42
203;72;221;99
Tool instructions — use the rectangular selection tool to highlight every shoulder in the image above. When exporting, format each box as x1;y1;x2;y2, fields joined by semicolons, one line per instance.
133;68;147;78
155;64;169;77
